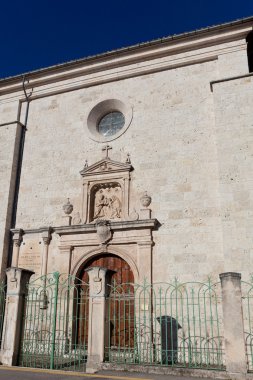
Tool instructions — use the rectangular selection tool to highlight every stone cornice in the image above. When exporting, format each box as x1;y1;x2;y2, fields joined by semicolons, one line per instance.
80;158;132;177
11;219;159;237
0;20;252;97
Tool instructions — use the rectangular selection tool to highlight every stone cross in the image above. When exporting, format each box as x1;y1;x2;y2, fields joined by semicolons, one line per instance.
102;145;112;158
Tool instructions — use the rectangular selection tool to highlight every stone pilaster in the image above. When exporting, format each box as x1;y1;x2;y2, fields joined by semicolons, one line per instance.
137;241;153;284
0;267;34;365
11;229;23;267
41;228;52;277
58;245;73;274
219;272;247;376
85;266;109;373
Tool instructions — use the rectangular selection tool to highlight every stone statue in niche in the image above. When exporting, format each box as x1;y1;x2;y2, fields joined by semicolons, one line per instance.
93;185;122;221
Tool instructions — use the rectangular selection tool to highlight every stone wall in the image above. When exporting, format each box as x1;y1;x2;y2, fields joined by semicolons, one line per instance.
0;26;253;283
213;76;253;279
0;100;22;278
10;60;223;282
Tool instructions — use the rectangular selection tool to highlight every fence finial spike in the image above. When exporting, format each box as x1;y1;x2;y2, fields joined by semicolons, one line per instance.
173;276;180;288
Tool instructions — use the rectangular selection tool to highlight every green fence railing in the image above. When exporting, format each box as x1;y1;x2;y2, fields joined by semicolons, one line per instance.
242;279;253;372
105;279;225;370
19;272;89;371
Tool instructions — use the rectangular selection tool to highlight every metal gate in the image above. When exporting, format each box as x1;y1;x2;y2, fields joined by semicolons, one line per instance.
19;272;89;371
105;278;224;370
0;280;6;349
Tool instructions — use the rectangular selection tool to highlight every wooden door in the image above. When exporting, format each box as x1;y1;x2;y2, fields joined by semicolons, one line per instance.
81;254;134;284
80;254;134;349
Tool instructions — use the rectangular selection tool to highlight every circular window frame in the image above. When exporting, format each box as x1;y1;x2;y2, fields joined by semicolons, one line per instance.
87;99;133;143
97;111;125;137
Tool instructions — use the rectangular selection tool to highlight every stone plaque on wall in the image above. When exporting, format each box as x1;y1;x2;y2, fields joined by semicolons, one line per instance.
18;252;41;275
18;241;42;276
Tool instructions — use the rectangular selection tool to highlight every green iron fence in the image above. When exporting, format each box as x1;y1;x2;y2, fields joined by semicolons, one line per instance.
105;279;224;370
242;279;253;372
19;272;89;371
0;280;6;348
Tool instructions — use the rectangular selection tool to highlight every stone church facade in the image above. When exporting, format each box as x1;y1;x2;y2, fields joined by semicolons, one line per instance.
1;17;253;375
1;16;253;284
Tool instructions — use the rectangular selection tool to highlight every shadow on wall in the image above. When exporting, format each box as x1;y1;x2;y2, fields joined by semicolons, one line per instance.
247;31;253;73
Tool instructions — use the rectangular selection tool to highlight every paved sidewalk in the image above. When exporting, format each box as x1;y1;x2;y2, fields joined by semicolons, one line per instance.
98;370;216;380
0;366;218;380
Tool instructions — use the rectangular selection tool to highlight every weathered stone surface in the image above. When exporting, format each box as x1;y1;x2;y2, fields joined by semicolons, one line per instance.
0;267;34;365
0;19;253;376
220;272;247;375
0;20;252;285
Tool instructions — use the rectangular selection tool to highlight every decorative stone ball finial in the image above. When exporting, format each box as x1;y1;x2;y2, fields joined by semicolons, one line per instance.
63;198;73;215
140;191;152;208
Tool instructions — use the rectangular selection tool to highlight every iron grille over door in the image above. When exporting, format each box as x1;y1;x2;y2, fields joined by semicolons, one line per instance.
81;253;135;354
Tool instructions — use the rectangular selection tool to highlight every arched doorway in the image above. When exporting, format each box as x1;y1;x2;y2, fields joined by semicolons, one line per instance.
80;253;134;284
79;253;135;353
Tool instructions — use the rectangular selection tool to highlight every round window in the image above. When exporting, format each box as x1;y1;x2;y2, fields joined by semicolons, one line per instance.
97;111;125;137
86;99;133;142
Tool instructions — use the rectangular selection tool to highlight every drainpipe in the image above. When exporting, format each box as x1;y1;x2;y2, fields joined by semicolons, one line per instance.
7;76;32;268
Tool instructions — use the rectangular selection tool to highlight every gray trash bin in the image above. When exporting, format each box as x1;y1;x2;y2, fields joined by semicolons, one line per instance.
157;316;181;364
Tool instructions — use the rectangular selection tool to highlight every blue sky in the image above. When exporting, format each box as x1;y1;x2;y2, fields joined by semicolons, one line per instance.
1;0;253;79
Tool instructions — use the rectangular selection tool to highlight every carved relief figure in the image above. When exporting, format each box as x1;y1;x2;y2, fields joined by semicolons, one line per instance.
93;185;122;221
110;195;121;218
94;191;108;219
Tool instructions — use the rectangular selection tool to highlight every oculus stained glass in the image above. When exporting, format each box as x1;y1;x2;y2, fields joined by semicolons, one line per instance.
97;111;125;137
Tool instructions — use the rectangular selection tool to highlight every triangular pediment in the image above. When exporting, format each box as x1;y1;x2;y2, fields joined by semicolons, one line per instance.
80;158;132;177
